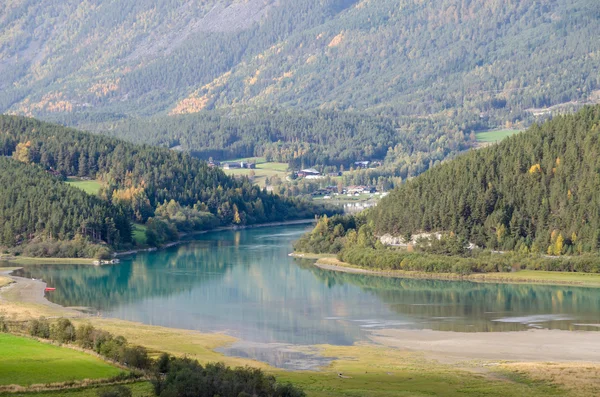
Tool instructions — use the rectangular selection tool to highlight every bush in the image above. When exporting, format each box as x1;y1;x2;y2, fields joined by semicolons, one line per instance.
28;318;51;338
50;318;76;343
122;345;151;370
76;323;95;349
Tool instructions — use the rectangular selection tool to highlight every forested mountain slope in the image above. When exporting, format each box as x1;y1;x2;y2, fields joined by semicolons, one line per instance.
2;0;598;123
371;106;600;255
78;109;472;174
0;157;131;256
0;115;332;255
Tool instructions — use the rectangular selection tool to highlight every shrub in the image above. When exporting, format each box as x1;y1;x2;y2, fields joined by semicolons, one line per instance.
50;318;76;343
122;345;151;370
76;323;95;349
28;317;51;338
153;359;305;397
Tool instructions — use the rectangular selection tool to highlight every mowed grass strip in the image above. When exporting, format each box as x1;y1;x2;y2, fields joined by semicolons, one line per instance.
0;334;123;386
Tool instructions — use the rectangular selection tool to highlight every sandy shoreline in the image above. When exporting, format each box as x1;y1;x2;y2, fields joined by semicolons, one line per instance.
0;268;82;319
369;328;600;363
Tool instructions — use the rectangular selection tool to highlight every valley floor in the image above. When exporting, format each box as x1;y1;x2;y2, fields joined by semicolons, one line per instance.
1;263;600;396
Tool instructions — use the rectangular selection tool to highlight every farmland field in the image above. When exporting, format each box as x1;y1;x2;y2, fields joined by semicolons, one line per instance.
65;178;103;195
476;129;522;143
222;159;289;188
0;334;122;386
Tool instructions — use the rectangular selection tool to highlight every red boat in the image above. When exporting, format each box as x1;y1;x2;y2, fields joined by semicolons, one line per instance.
45;287;56;292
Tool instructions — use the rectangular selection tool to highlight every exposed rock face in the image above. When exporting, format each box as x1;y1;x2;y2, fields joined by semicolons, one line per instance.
379;232;443;246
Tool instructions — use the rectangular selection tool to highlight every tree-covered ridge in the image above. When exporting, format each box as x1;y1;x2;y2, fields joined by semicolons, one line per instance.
0;115;328;226
1;0;598;123
78;109;474;172
0;157;131;257
372;106;600;255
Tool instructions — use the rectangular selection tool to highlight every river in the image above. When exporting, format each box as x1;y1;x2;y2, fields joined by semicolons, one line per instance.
10;224;600;367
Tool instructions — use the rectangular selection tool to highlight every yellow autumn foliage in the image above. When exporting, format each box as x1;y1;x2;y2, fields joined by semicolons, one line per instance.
528;163;541;174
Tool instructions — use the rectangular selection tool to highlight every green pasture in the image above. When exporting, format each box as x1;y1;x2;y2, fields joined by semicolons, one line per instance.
0;334;122;386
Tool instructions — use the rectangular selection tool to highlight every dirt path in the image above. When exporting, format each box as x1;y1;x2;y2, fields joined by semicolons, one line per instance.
369;328;600;363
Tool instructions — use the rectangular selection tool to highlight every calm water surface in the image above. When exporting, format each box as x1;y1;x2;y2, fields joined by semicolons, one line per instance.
10;225;600;348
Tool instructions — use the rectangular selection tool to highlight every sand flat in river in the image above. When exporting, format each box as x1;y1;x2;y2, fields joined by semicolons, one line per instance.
370;328;600;363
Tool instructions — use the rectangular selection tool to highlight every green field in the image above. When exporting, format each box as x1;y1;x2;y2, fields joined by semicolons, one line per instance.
476;129;522;143
223;160;289;188
132;223;147;246
65;178;103;195
0;334;123;386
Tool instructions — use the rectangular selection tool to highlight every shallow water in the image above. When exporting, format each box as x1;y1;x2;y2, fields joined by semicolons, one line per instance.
9;225;600;365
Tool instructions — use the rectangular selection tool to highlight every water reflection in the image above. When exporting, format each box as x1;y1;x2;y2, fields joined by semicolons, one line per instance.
10;225;600;348
301;263;600;332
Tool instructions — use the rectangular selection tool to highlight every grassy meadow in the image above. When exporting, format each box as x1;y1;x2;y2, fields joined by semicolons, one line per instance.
65;178;103;195
86;319;596;397
132;223;147;246
476;129;522;143
0;334;122;387
222;158;289;188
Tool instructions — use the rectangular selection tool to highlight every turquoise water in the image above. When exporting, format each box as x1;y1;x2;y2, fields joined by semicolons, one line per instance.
12;225;600;347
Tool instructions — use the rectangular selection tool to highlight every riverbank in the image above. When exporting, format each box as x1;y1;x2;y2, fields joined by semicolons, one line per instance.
115;218;317;257
0;256;95;265
298;254;600;288
2;267;600;396
0;220;317;265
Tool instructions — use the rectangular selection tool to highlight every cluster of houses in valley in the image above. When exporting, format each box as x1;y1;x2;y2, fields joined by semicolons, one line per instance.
311;185;380;199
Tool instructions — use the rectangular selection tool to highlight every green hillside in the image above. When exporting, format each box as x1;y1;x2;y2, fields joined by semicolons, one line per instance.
0;115;334;256
372;105;600;254
1;0;598;122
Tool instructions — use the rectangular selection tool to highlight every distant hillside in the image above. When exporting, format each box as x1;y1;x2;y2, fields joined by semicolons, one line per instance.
1;0;598;123
0;115;333;255
371;106;600;255
71;109;473;175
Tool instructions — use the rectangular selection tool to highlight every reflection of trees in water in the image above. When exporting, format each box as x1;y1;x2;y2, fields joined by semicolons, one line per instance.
300;262;600;332
16;226;362;346
18;241;241;310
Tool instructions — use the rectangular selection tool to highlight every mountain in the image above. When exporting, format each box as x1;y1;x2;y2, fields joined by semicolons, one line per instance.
2;0;599;123
0;115;333;256
371;105;600;255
